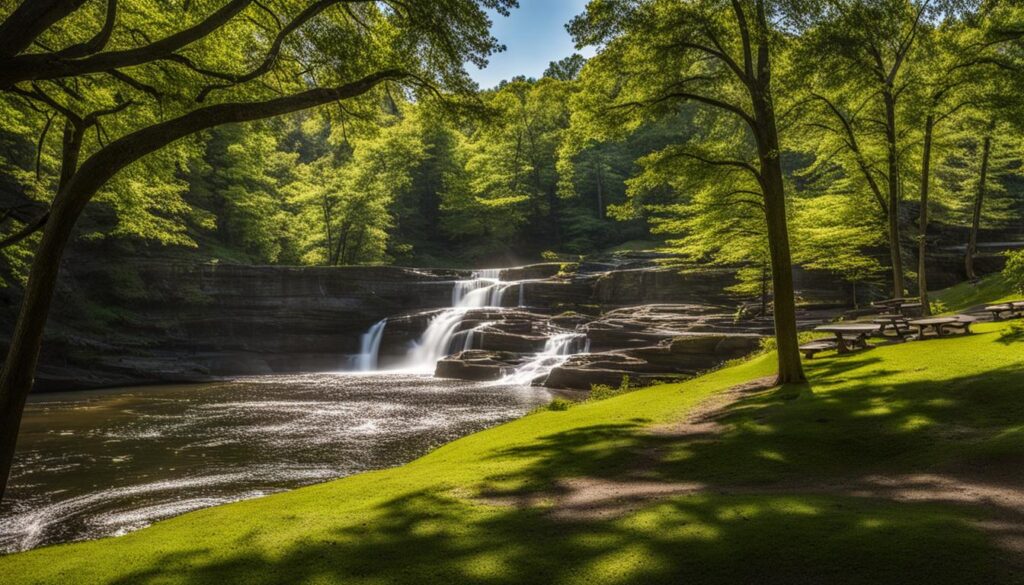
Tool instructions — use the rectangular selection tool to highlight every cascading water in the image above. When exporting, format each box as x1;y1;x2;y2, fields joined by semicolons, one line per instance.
353;268;579;376
501;332;590;385
401;270;509;371
353;319;387;371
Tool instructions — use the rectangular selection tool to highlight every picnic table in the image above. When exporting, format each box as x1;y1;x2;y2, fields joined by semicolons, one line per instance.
907;316;976;338
814;323;881;353
871;314;910;340
986;300;1024;320
872;297;921;315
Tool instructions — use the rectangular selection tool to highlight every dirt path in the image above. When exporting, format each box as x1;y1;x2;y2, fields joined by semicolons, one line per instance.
480;377;1024;559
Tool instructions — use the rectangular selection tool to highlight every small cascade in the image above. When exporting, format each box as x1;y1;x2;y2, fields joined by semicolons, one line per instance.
357;268;557;374
401;270;511;371
403;310;468;371
501;332;590;385
353;319;387;371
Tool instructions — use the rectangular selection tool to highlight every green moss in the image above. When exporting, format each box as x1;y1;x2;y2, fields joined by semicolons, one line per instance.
4;324;1024;583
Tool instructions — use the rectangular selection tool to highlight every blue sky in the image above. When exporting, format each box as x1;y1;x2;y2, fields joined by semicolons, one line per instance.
469;0;595;89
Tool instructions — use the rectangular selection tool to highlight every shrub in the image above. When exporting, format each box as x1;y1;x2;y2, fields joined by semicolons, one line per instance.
547;398;574;411
541;250;560;261
1004;250;1024;294
1000;321;1024;344
589;375;634;401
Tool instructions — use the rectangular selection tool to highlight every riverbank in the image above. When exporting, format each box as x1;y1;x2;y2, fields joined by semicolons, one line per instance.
3;319;1023;583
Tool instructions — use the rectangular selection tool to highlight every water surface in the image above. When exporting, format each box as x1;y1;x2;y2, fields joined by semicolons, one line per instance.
0;373;553;553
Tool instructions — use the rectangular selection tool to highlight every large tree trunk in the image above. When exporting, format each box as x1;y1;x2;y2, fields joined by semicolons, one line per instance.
883;89;904;298
918;114;934;315
752;109;804;383
966;133;992;281
760;159;805;384
748;1;804;385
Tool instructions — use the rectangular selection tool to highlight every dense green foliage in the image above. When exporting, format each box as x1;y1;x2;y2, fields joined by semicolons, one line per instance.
4;321;1024;583
2;2;1023;282
1004;249;1024;294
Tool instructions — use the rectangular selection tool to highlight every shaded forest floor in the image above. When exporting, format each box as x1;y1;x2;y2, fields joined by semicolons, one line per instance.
3;323;1024;583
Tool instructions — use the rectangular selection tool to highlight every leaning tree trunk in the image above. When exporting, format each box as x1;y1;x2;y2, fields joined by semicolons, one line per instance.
0;190;83;502
918;114;934;315
966;134;992;281
884;89;904;298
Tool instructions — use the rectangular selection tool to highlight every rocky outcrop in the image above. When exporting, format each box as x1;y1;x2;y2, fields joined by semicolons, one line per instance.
434;350;522;381
429;303;771;390
543;332;763;390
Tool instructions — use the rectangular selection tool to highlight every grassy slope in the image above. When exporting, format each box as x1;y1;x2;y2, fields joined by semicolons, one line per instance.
4;323;1024;584
934;273;1020;312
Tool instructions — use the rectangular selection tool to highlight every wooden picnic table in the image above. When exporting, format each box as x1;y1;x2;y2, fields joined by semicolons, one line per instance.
984;300;1024;320
814;323;881;353
907;316;975;338
871;314;910;339
872;297;920;314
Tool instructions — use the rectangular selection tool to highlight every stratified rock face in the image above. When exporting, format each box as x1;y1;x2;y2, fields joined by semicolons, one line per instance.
6;251;846;391
15;262;465;390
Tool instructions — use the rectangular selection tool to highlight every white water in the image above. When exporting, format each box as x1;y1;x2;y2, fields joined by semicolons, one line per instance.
501;332;590;385
402;270;509;371
354;319;387;371
353;268;577;375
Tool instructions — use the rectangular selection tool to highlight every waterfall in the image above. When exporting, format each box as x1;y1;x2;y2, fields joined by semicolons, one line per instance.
399;270;511;371
353;319;387;371
355;268;551;374
402;309;468;371
501;332;590;385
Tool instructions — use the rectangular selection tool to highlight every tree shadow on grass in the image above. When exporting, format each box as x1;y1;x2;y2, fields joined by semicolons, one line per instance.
95;358;1024;585
107;488;1008;585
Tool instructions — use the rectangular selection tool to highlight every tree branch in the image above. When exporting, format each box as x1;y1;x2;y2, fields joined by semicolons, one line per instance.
52;0;117;59
196;0;343;102
57;69;409;218
0;213;49;249
0;0;87;59
0;0;253;88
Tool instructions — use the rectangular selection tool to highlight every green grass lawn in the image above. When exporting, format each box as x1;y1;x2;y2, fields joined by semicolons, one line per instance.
4;322;1024;584
934;273;1020;312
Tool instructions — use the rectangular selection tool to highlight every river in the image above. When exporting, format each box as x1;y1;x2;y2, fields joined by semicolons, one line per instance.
0;373;556;554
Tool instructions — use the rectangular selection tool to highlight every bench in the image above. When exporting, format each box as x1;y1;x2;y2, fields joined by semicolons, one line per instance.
940;316;977;335
800;340;838;359
898;302;924;317
986;304;1015;320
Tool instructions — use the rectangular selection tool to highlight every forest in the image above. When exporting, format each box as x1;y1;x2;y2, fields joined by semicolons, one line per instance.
2;2;1022;281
